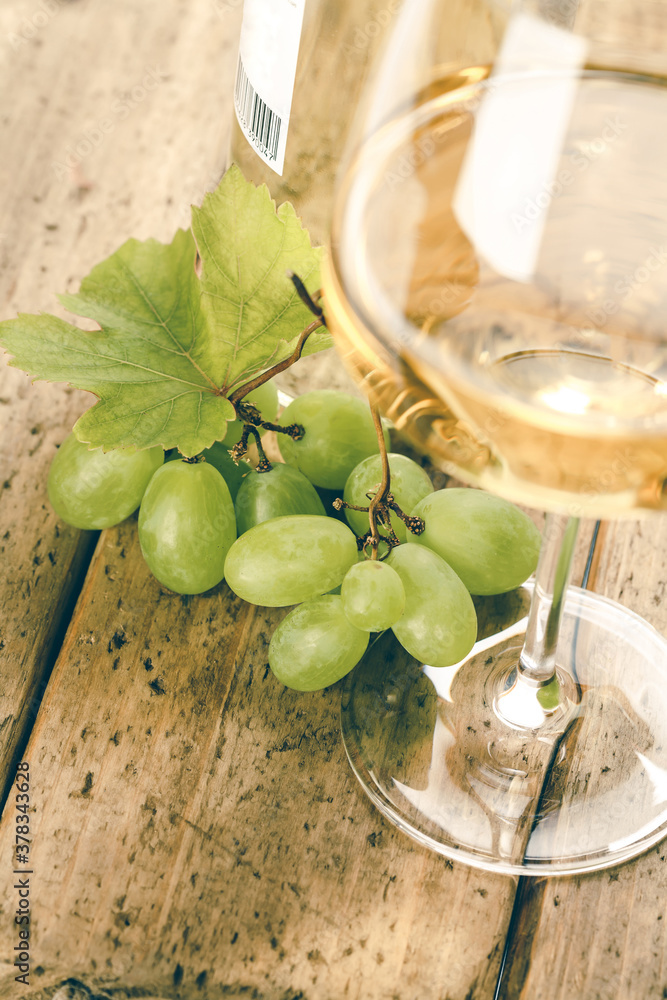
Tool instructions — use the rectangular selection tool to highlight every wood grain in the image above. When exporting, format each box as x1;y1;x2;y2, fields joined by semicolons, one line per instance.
0;0;239;797
0;517;518;999
0;511;598;999
0;366;96;800
1;1;666;999
0;4;518;997
498;516;667;1000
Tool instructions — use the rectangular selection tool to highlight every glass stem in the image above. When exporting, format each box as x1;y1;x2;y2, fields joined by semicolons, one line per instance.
519;514;580;685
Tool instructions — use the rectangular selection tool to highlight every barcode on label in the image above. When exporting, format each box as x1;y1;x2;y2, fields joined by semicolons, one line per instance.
234;56;282;166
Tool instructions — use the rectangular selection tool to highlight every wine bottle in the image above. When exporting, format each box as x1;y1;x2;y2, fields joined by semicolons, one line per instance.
229;0;402;244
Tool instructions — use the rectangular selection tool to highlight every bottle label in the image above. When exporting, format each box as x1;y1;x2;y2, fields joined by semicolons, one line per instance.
234;0;306;175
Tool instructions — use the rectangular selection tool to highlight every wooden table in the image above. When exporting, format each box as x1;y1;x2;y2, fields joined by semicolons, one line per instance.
1;2;666;997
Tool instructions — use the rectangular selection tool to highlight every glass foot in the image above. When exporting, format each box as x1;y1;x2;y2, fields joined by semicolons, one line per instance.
341;584;667;875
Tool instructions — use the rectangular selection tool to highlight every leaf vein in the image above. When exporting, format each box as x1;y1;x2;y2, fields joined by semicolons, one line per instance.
115;256;218;391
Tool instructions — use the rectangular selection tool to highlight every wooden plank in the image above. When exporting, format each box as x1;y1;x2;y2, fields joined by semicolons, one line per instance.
0;462;599;998
0;368;97;800
0;0;240;795
497;516;667;1000
0;5;520;997
0;516;518;999
0;2;643;999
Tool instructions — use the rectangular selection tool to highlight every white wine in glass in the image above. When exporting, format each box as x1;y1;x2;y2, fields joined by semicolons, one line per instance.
324;0;667;874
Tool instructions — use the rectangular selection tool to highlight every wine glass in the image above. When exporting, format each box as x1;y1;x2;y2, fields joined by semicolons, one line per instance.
323;0;667;874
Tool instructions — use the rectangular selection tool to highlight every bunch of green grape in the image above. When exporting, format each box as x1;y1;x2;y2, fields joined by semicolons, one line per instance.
47;385;541;692
225;390;541;691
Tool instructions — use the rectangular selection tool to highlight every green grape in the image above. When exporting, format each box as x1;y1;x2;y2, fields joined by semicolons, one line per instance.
47;432;164;530
235;462;325;535
168;442;251;500
138;461;236;594
387;544;477;667
328;547;366;593
200;442;252;501
224;515;358;606
411;488;541;595
343;453;434;542
269;595;369;691
277;389;390;490
222;380;279;446
341;559;406;632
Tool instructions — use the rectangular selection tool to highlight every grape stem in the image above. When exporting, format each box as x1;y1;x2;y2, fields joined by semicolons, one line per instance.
230;424;272;472
388;502;426;536
287;272;326;323
333;403;425;560
224;273;327;466
366;405;391;560
227;272;327;409
224;315;322;463
253;418;304;439
234;398;304;441
228;317;324;408
228;409;305;466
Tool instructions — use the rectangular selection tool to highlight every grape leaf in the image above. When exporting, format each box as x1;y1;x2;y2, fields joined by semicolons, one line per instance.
0;165;331;456
191;167;326;391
